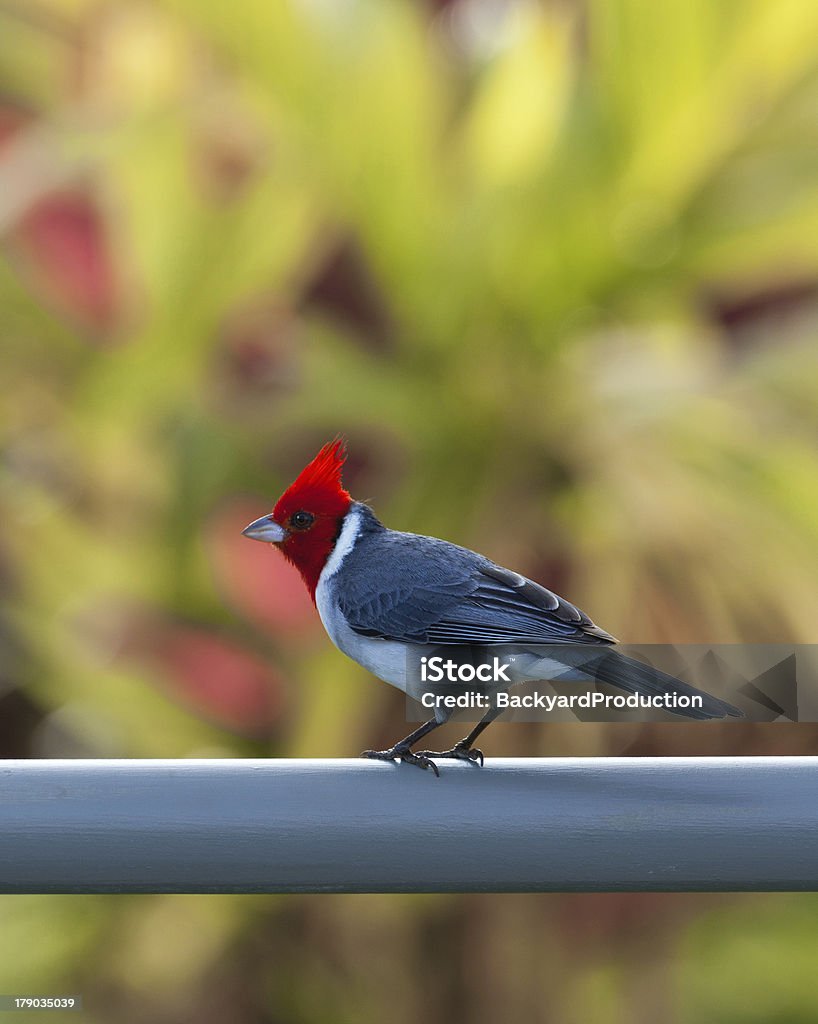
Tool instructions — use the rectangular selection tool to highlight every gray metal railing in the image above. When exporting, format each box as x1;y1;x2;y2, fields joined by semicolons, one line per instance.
0;757;815;893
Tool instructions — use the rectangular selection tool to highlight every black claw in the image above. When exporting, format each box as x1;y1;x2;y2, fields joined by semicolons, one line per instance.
416;745;484;767
361;748;440;777
361;748;393;761
462;746;485;767
405;752;440;777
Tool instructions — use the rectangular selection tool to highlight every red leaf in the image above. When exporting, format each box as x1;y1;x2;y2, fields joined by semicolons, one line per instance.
156;625;285;736
15;191;118;332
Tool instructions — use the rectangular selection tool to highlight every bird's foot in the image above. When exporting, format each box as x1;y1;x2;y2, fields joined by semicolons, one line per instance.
416;743;484;767
361;746;440;777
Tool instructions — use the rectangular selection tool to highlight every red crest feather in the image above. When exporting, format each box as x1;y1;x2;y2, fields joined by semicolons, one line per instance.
272;438;351;524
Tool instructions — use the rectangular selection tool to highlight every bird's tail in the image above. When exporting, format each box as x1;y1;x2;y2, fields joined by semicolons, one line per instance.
580;650;744;720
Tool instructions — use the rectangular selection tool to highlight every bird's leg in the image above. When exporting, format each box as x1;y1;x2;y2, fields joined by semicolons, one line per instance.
361;718;443;776
417;705;505;767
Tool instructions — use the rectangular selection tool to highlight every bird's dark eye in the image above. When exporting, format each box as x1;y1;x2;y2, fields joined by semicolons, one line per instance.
290;510;315;530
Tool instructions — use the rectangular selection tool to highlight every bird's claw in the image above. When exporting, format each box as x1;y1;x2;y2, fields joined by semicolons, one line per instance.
361;747;440;777
416;744;484;767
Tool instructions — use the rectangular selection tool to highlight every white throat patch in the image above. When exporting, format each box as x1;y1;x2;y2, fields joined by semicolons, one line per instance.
319;507;362;582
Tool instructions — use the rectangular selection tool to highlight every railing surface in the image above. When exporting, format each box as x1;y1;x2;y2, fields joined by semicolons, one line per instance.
0;758;814;893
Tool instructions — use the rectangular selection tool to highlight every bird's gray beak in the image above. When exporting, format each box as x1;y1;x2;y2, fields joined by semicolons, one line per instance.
241;515;288;544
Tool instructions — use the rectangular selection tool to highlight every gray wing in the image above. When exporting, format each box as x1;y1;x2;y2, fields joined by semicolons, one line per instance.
337;529;615;646
423;563;616;645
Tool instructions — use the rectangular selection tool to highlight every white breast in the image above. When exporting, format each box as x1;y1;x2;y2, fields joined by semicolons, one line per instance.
314;509;409;692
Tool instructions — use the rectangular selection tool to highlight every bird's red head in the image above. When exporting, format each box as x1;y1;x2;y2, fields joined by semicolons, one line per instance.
242;439;353;600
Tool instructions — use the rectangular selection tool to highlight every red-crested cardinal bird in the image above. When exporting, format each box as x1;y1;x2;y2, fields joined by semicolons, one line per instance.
242;440;742;774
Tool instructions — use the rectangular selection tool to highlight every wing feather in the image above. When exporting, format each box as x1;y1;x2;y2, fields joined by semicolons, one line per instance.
337;527;615;646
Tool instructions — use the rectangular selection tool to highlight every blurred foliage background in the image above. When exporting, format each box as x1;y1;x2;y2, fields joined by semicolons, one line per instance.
2;0;818;1020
